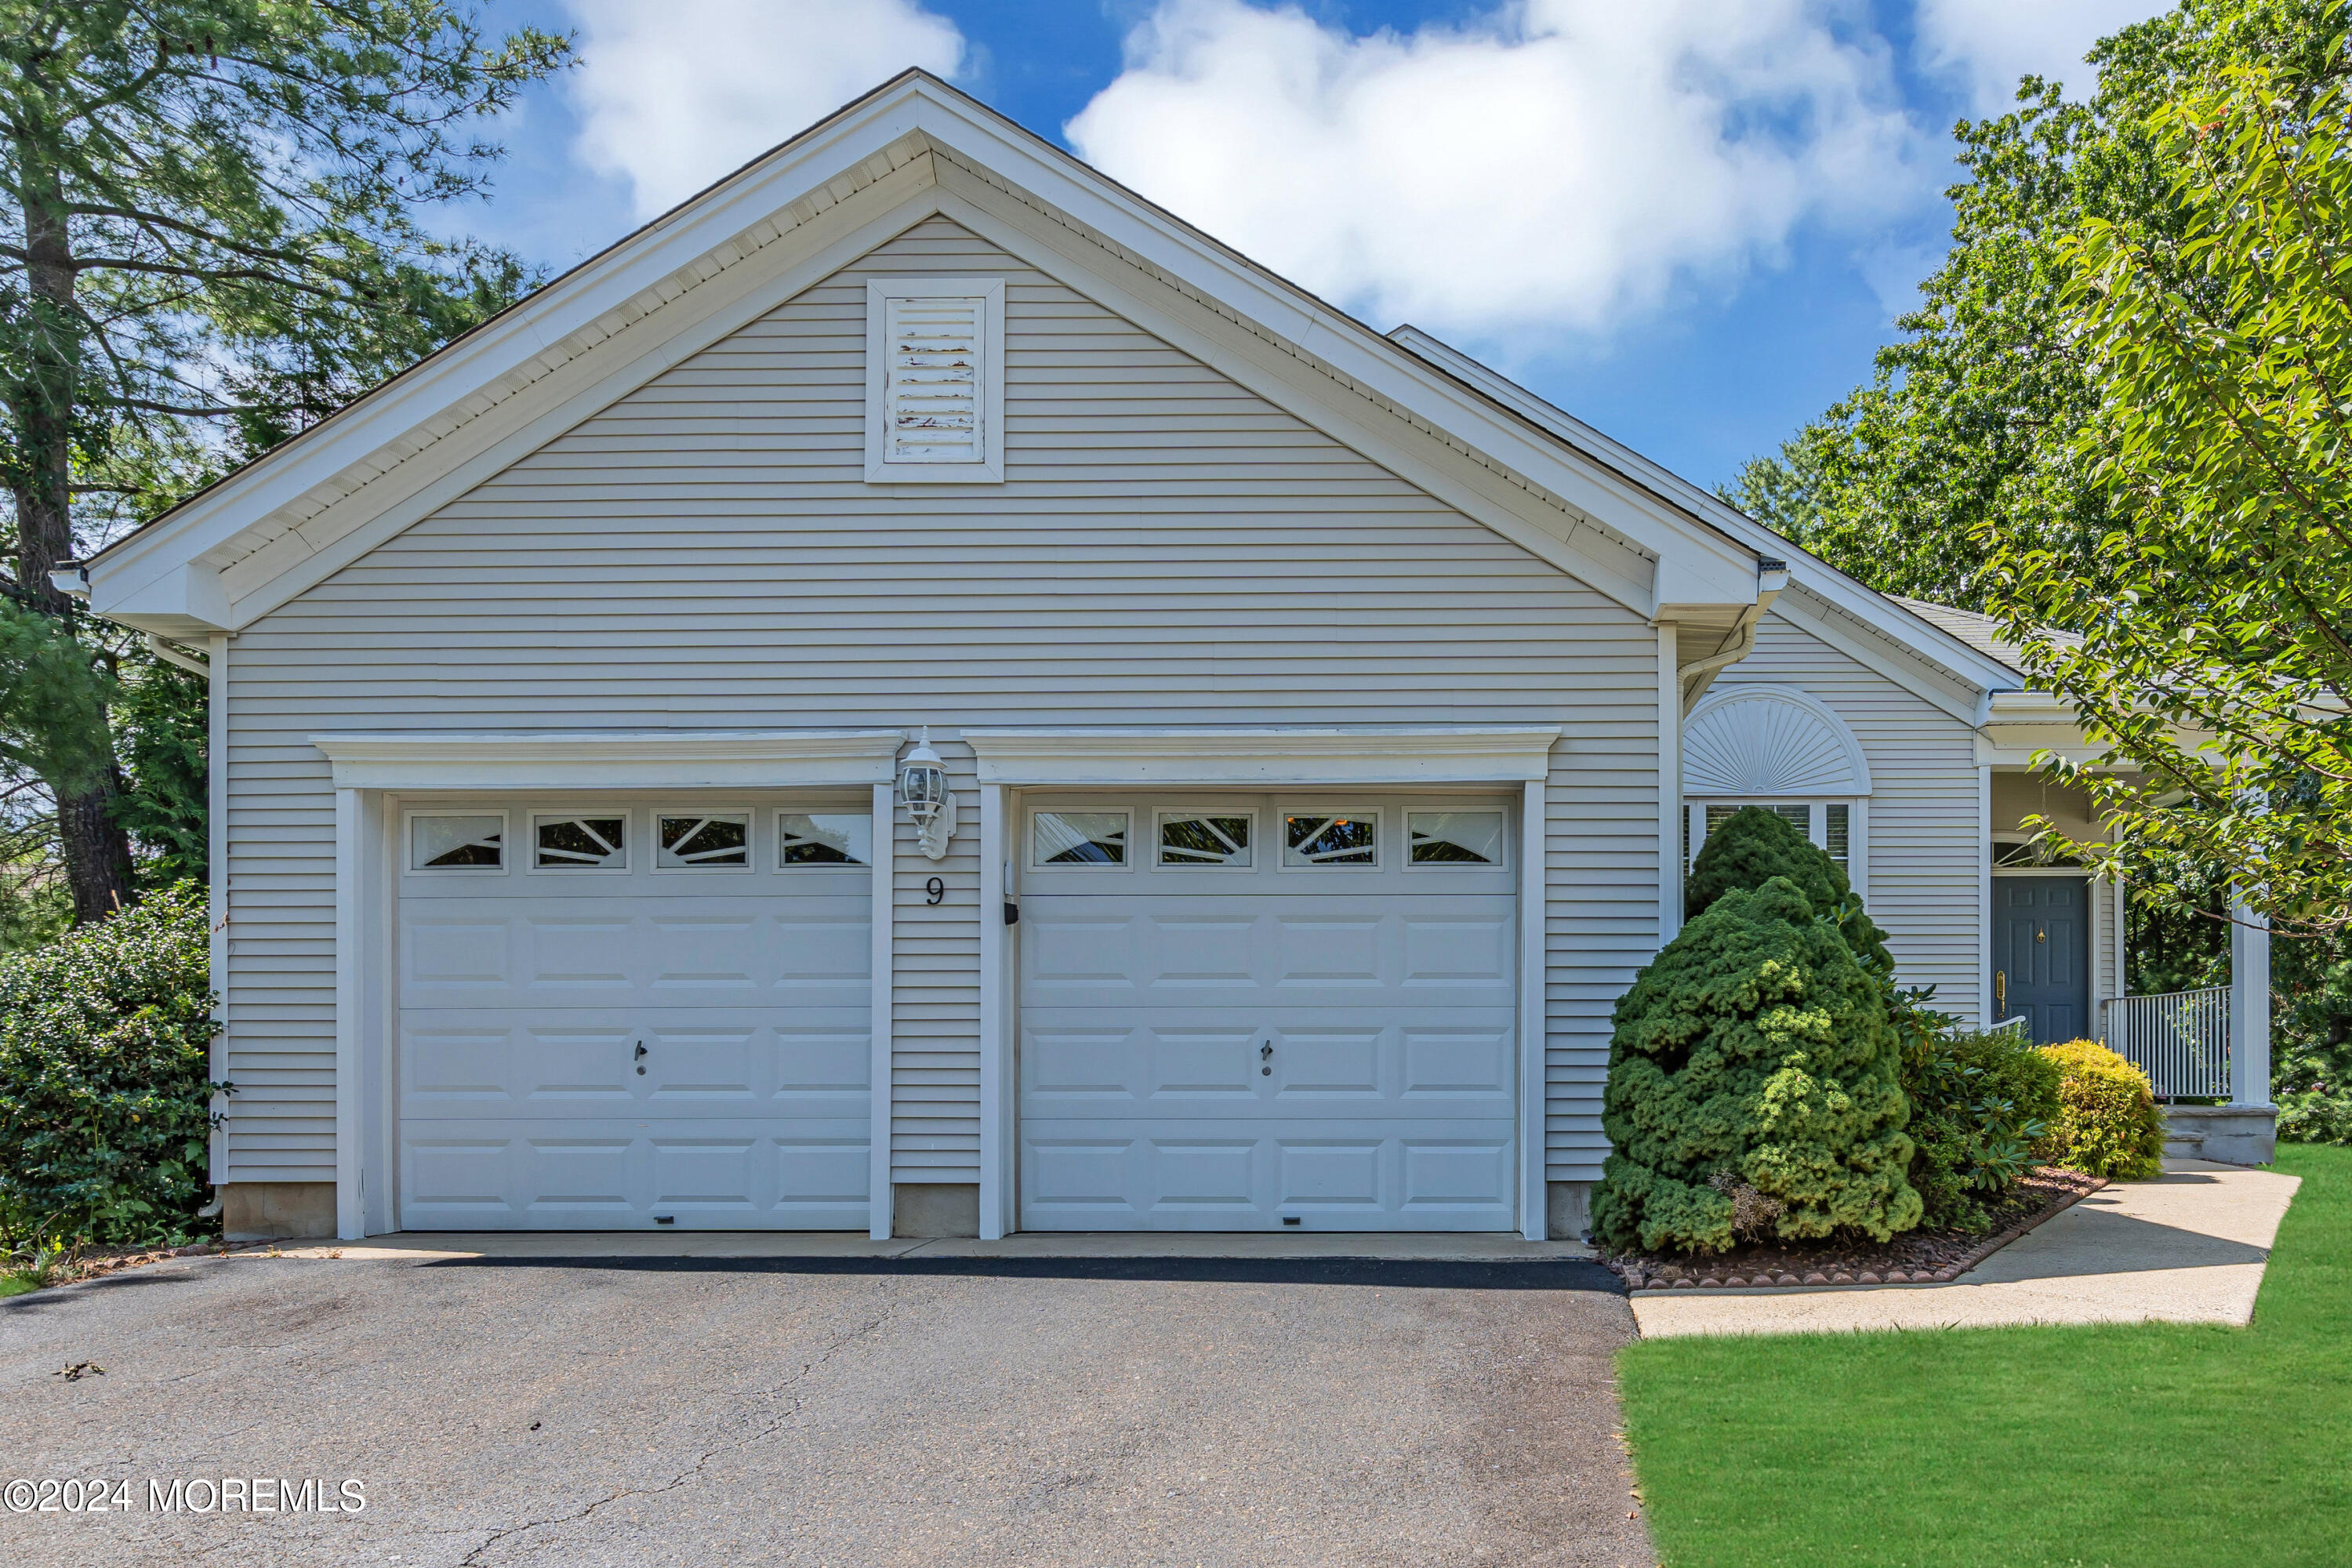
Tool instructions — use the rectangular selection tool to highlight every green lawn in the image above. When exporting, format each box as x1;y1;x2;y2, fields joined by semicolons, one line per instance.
1617;1143;2350;1568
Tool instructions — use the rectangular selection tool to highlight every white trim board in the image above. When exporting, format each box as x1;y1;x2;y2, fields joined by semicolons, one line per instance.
964;727;1562;786
310;730;908;790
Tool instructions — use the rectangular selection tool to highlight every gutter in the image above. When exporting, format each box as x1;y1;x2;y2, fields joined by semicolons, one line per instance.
52;561;213;677
1677;559;1789;712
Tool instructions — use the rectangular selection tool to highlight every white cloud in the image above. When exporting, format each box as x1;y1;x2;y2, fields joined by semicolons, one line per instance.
1914;0;2167;114
1064;0;1925;338
566;0;966;220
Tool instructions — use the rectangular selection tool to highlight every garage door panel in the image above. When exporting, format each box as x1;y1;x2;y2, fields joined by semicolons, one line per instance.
1272;919;1383;985
404;904;869;1010
1025;916;1137;987
405;916;511;989
1149;1026;1260;1096
1401;918;1515;985
1149;916;1258;986
1018;1011;1515;1120
400;1120;871;1229
1401;1025;1515;1097
1016;1121;1515;1232
1275;1029;1382;1096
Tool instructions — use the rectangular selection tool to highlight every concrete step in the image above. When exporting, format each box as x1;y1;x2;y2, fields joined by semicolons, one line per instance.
2163;1129;2208;1158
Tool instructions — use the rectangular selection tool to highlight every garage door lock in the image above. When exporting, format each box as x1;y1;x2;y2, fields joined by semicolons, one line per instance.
634;1040;648;1076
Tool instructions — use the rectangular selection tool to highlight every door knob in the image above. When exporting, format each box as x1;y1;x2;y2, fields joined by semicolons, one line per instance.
1994;971;2006;1014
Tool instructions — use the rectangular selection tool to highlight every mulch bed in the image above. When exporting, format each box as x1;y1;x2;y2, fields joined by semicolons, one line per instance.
1606;1167;2106;1293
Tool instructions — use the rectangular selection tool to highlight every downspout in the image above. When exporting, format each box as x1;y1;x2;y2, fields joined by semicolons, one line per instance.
1678;558;1788;713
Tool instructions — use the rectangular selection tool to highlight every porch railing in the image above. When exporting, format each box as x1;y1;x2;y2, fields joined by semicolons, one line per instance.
2100;985;2233;1100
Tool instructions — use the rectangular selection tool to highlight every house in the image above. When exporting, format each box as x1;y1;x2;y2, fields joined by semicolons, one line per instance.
75;73;2274;1244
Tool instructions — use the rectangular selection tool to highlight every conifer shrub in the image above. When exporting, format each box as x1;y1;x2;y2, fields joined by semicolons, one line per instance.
0;887;222;1246
1593;877;1922;1254
1686;804;1890;970
2038;1038;2165;1180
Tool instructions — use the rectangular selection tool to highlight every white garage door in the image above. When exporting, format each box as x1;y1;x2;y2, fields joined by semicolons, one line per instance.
1018;794;1518;1232
396;800;873;1230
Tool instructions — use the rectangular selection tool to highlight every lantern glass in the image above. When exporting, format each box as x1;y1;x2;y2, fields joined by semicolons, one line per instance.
902;762;946;818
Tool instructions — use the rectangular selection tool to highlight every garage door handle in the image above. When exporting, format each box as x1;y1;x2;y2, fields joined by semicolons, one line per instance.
633;1042;648;1060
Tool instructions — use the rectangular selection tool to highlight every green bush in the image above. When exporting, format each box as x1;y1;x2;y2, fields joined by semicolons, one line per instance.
2038;1038;2165;1180
1902;1023;2064;1232
0;886;222;1246
1593;877;1922;1254
1686;804;1890;971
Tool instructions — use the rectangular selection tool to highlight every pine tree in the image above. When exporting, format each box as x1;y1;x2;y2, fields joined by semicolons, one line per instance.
0;2;570;919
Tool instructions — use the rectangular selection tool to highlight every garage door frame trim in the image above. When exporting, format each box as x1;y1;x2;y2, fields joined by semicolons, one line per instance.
314;728;908;1240
965;726;1559;1242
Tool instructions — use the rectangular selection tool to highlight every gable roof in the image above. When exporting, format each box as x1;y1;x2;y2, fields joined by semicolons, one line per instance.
1889;596;2085;678
82;65;1997;730
84;71;1784;637
1386;327;2027;713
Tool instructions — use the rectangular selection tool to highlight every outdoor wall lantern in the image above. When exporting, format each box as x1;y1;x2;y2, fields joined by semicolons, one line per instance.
900;729;957;861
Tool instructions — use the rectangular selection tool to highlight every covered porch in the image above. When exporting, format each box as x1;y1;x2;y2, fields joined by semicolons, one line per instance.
1985;765;2274;1164
1985;747;2277;1166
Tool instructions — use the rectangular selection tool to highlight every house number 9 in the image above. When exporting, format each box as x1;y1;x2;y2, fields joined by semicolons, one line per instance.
926;877;945;906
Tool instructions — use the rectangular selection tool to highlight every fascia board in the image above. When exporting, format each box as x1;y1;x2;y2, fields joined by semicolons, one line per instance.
99;559;231;635
90;82;955;608
913;136;1762;608
1388;326;2024;696
1769;586;1991;727
927;178;1662;614
214;181;946;626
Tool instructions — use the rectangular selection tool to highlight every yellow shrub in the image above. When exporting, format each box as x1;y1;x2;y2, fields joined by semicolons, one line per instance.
2038;1039;2165;1180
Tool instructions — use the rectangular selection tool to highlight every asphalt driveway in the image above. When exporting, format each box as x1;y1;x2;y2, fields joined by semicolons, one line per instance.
2;1249;1651;1566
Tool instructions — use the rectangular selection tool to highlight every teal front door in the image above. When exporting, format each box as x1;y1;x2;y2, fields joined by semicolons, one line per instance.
1992;877;2090;1044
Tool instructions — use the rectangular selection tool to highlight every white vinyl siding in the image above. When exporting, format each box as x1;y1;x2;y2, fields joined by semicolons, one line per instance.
1732;616;1985;1018
219;216;1661;1189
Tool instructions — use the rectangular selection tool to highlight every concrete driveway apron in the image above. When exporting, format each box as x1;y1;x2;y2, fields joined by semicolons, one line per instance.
2;1248;1653;1567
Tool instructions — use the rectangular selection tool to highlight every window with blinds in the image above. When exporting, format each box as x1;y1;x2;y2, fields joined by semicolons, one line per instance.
1689;801;1856;875
865;278;1004;482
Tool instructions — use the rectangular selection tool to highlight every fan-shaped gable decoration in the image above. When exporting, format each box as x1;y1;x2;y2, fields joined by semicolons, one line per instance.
1682;686;1871;797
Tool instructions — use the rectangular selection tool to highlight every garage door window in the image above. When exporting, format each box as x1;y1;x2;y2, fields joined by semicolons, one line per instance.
778;812;871;866
657;812;750;870
1034;810;1128;866
534;814;627;870
411;813;505;871
1407;810;1504;866
1157;811;1252;867
1283;811;1378;867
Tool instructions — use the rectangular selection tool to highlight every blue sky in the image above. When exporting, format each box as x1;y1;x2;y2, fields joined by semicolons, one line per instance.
447;1;2163;491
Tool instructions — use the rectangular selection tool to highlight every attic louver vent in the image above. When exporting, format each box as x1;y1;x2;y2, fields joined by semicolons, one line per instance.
884;295;982;463
865;277;1004;483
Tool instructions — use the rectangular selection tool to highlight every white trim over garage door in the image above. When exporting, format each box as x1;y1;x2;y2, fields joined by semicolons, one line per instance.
967;727;1558;1241
313;731;904;1240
